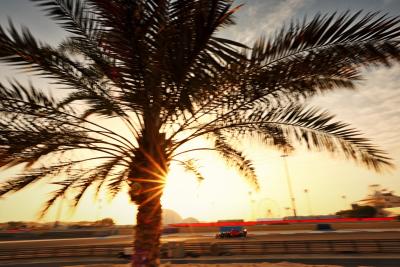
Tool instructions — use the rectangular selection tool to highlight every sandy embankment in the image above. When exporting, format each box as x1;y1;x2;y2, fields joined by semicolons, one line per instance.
162;264;341;267
71;263;342;267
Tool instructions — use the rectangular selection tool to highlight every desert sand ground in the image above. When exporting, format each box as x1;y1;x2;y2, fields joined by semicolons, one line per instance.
161;264;341;267
71;263;342;267
168;265;339;267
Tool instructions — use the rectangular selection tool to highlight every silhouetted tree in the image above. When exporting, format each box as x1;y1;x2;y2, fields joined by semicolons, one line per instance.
1;1;400;266
6;221;27;230
336;205;378;218
93;217;115;227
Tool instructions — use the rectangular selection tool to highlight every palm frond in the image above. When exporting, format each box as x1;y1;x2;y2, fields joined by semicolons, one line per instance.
165;1;246;98
253;11;400;66
208;104;393;172
38;157;130;218
91;157;131;198
70;160;130;208
0;26;132;121
32;0;101;40
106;168;130;200
178;159;205;183
264;105;393;172
0;22;104;89
0;81;134;168
0;21;130;119
58;38;130;92
213;133;259;189
0;165;64;196
38;178;76;219
236;12;400;103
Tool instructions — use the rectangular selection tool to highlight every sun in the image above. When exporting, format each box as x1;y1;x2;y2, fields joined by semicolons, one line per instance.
161;159;255;222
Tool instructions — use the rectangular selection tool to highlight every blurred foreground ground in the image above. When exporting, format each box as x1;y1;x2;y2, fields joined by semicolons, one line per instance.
70;263;341;267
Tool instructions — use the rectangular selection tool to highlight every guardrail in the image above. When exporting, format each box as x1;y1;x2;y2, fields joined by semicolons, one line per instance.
184;239;400;256
0;239;399;260
170;217;398;228
0;244;126;260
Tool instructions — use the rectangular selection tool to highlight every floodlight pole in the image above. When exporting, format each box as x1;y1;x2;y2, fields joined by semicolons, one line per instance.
304;189;313;215
54;195;64;228
281;154;297;218
341;195;348;208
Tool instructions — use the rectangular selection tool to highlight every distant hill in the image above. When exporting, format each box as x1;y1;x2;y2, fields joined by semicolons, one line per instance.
162;209;183;225
181;217;199;223
162;209;199;225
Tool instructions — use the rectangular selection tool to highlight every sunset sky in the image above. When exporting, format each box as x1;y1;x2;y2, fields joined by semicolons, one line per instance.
0;0;400;225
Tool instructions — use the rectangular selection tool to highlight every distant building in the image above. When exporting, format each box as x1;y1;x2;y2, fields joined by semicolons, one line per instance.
217;219;244;222
283;215;338;220
256;218;282;222
355;185;400;209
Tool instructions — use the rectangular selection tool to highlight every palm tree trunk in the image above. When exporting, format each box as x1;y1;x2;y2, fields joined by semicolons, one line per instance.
129;130;169;267
132;189;163;267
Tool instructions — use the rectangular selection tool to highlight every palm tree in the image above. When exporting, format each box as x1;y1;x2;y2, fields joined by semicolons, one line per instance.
1;1;400;266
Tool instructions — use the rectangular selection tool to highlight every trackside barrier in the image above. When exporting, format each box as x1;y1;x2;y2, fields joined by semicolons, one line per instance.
169;217;397;228
1;239;399;260
0;244;126;260
183;239;400;256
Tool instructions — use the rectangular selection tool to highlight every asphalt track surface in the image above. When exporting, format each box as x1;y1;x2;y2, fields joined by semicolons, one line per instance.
1;229;400;266
1;228;400;249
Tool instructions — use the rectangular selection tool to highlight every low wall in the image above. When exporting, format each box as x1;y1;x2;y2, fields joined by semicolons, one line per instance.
0;229;117;241
2;220;398;240
175;220;400;234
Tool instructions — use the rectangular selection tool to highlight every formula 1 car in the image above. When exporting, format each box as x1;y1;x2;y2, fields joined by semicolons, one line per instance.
215;227;247;238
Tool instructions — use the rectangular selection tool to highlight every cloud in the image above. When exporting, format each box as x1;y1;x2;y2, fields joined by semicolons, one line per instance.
221;0;313;45
252;0;311;35
383;0;394;5
310;64;400;154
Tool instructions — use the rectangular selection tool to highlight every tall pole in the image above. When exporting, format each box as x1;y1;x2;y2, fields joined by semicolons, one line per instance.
304;189;313;215
341;195;347;208
281;154;297;217
97;197;103;222
54;195;64;228
248;191;256;220
284;207;291;217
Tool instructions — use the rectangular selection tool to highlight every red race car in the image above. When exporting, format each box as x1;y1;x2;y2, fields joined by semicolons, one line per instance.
215;227;247;238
